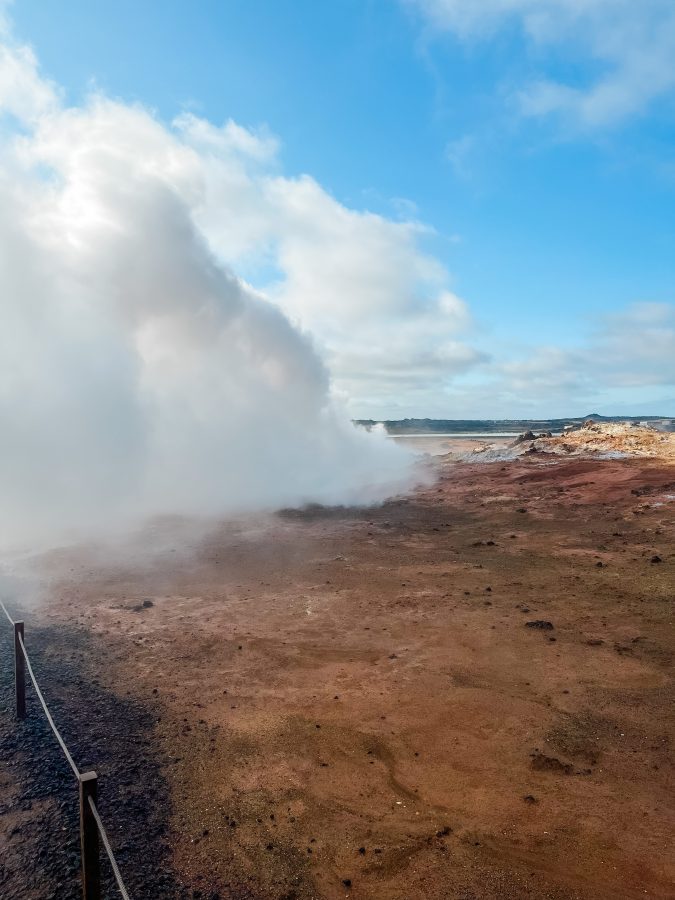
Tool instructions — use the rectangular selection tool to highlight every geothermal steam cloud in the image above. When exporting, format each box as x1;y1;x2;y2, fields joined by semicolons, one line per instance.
0;41;413;549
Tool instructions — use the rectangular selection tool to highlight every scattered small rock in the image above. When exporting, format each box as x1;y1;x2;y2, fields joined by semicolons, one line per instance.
525;620;554;630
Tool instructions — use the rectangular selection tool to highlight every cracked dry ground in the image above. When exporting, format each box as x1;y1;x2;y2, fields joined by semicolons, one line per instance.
1;453;674;899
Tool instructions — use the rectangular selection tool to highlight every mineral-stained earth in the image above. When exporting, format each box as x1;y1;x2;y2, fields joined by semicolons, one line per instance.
1;450;674;899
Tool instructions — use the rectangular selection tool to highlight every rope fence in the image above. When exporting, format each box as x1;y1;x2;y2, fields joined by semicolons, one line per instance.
88;794;132;900
17;630;81;778
0;598;133;900
0;598;15;625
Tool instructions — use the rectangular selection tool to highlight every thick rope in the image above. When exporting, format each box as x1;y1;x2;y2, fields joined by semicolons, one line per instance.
17;633;81;779
0;598;15;626
88;795;132;900
4;602;133;897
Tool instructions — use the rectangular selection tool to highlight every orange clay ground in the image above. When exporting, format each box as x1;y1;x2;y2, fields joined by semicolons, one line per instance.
17;453;675;898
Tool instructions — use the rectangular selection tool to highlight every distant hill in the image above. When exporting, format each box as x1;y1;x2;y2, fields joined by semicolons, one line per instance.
354;414;674;435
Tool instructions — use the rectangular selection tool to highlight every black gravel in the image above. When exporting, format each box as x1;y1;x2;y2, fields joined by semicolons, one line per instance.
0;620;194;899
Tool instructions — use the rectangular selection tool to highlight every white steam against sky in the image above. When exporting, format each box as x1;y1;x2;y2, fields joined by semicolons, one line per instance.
0;37;418;550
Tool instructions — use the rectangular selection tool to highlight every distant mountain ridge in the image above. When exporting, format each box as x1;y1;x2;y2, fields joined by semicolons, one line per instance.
355;414;674;435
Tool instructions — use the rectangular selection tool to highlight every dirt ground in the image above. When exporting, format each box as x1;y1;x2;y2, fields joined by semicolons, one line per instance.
2;452;674;899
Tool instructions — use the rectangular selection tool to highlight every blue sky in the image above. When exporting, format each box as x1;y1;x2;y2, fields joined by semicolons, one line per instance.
3;0;675;418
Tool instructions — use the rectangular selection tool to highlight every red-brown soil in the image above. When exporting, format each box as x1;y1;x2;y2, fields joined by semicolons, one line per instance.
4;453;675;899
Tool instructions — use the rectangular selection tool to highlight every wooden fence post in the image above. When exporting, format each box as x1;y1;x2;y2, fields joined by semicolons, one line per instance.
79;771;100;900
14;621;25;720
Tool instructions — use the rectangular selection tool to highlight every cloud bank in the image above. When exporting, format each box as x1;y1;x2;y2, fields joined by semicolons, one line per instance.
0;36;432;549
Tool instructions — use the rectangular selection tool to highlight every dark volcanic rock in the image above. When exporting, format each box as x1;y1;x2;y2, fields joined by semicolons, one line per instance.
525;620;554;630
515;430;537;444
0;622;194;900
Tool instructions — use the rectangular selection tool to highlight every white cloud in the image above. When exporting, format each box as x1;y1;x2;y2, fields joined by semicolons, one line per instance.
585;302;675;386
409;0;675;127
0;1;14;37
178;114;279;163
481;302;675;413
445;134;476;179
0;41;58;122
380;300;675;420
172;108;483;413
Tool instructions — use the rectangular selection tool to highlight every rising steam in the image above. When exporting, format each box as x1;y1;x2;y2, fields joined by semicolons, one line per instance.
0;39;416;550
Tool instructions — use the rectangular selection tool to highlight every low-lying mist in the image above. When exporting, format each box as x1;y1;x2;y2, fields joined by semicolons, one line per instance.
0;41;418;553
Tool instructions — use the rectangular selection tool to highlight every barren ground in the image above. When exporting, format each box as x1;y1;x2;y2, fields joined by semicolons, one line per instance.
1;452;674;899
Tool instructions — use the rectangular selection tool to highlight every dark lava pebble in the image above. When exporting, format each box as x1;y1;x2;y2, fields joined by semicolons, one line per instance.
525;620;554;630
0;622;197;899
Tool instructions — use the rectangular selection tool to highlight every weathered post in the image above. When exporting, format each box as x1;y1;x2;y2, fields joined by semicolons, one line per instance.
14;621;25;719
79;771;100;900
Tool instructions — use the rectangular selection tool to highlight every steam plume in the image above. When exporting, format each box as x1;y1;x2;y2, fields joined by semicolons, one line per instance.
0;39;414;549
